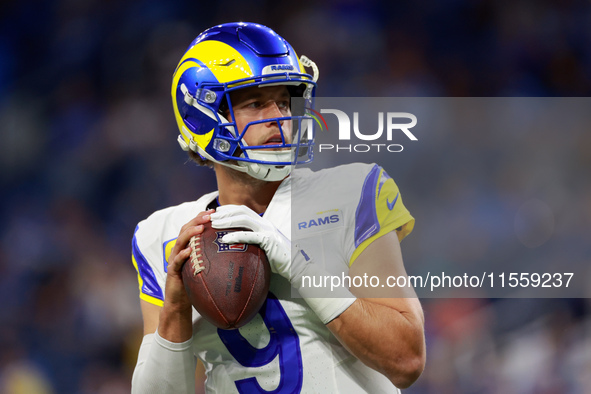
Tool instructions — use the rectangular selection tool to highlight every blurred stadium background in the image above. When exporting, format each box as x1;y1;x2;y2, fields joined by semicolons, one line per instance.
1;0;590;392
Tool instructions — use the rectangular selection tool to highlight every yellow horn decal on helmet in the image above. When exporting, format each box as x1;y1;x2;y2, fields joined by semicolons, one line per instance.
171;59;198;135
171;60;215;150
171;40;255;153
182;40;253;84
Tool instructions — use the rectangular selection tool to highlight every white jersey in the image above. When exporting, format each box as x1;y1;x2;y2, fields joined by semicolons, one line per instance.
132;163;414;393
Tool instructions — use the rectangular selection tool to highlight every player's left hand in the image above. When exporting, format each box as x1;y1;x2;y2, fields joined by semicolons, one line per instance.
210;205;292;279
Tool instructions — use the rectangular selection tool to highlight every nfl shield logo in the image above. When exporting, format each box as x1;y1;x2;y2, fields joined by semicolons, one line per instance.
214;231;247;252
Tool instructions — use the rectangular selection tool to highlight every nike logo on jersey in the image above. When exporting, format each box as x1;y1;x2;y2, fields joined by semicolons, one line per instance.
387;193;399;210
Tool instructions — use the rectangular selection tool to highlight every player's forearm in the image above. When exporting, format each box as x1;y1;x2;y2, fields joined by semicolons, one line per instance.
158;299;193;342
327;298;426;389
159;251;197;342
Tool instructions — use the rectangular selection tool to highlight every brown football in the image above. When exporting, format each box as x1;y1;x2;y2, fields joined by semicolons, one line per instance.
181;221;270;329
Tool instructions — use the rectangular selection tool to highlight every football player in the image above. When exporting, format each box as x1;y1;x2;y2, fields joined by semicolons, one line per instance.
131;22;425;393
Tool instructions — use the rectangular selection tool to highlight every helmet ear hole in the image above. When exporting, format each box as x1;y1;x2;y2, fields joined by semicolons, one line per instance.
218;96;229;116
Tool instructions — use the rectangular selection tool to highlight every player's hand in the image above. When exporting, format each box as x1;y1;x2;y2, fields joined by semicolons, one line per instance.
164;209;214;311
210;205;292;280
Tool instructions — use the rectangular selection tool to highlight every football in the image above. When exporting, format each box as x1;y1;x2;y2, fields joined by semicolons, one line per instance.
182;221;270;329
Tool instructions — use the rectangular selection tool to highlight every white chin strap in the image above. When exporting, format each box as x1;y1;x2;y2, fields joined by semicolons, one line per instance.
207;153;291;181
236;150;293;181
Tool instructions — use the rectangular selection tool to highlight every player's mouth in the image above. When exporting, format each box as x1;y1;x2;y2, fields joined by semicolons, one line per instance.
261;134;288;148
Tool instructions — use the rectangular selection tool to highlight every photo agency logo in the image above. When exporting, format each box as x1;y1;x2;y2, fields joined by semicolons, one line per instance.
306;105;418;153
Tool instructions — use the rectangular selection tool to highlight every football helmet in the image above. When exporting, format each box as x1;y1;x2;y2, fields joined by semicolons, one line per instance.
172;22;318;181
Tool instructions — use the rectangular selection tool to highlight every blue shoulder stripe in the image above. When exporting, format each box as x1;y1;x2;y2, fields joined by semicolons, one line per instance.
354;164;381;248
132;226;164;301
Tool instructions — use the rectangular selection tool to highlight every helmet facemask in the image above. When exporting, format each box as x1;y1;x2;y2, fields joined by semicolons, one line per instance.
206;82;313;181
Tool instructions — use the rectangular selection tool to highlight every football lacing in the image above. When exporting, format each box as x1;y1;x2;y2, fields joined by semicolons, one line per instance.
189;235;205;276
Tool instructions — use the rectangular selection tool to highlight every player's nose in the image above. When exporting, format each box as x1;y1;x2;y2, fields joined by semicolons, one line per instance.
263;101;285;126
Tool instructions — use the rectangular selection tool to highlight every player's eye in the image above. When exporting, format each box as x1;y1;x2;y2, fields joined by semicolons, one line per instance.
277;100;290;112
245;100;261;108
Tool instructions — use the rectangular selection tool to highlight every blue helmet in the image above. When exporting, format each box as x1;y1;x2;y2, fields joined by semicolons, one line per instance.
172;22;318;181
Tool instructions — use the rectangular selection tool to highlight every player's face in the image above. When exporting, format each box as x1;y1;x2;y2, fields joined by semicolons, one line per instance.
228;85;292;149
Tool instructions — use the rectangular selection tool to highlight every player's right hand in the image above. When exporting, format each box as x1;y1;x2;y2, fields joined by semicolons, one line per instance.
164;209;215;311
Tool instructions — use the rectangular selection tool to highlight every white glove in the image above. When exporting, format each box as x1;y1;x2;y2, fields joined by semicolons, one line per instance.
210;205;292;279
210;205;356;324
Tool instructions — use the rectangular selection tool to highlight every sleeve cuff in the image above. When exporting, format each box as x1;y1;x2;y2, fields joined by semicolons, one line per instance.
154;330;194;351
